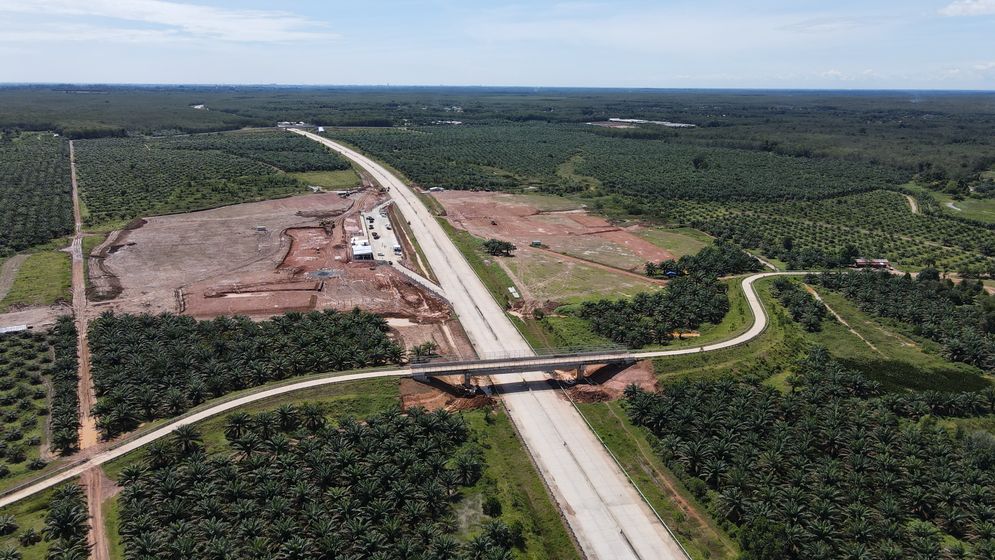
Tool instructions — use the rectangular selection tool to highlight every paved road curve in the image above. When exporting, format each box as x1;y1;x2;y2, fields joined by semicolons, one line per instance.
292;129;689;560
0;271;789;521
0;369;412;509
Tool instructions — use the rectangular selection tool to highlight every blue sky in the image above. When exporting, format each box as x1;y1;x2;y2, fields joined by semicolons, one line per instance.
0;0;992;89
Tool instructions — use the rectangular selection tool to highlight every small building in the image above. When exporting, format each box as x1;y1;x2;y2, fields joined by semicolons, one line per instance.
530;240;542;248
853;258;890;269
0;325;28;335
352;237;373;260
317;126;325;133
254;225;267;232
428;187;445;192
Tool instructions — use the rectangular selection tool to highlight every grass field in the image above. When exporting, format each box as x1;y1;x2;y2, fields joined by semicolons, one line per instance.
502;250;659;305
289;169;360;190
905;181;995;225
937;194;995;224
805;287;989;392
438;217;521;308
555;153;601;191
655;278;804;384
0;485;58;560
541;276;754;351
578;401;739;560
636;227;713;258
101;377;580;560
461;409;582;560
0;250;71;312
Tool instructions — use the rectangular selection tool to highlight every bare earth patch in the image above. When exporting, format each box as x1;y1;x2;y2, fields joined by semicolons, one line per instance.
435;191;673;272
93;191;473;359
561;360;658;403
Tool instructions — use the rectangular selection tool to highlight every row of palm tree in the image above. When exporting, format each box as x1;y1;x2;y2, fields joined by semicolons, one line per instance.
625;348;995;559
770;278;830;332
88;310;404;437
812;270;995;371
0;482;90;560
117;406;518;559
645;239;762;278
578;274;730;347
48;318;79;454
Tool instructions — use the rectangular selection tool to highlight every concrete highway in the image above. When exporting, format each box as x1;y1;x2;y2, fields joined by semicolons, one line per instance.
291;129;690;560
0;133;798;559
0;267;791;541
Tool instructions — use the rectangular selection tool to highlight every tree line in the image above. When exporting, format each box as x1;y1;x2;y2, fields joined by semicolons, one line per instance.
49;317;79;455
0;133;72;256
0;482;89;560
625;348;995;560
770;278;830;332
645;239;763;278
88;310;404;438
578;275;729;348
810;270;995;371
117;407;521;559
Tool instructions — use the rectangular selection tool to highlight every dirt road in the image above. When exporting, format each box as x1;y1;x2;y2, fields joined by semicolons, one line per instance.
0;254;28;303
905;194;920;215
81;466;113;560
68;141;99;450
292;130;689;560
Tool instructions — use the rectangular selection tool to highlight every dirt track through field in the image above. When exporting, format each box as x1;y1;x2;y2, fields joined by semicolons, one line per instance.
805;285;883;356
81;466;115;560
68;141;100;450
905;194;920;215
69;141;107;560
0;254;28;303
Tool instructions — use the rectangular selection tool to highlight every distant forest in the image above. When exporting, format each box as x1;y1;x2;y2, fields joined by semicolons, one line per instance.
0;86;991;182
2;85;994;271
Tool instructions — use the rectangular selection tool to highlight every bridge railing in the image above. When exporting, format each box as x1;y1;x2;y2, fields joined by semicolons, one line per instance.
411;345;632;369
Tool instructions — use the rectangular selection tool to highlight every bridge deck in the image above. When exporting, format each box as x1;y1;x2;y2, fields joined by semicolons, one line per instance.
412;351;635;377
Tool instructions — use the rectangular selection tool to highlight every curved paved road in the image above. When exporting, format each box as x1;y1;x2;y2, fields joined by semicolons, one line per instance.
636;271;805;359
0;271;790;516
0;369;411;509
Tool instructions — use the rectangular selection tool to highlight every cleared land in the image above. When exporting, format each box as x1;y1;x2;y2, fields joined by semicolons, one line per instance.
499;249;660;305
636;227;713;258
89;191;471;358
435;191;673;272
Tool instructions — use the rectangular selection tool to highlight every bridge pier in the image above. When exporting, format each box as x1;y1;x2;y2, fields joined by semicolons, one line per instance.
462;371;472;389
574;364;586;383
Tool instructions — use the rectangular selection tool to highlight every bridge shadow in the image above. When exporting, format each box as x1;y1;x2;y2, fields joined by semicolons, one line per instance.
414;361;638;396
413;374;566;396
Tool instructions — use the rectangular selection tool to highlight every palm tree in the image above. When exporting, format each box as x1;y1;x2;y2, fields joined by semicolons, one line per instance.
171;425;203;457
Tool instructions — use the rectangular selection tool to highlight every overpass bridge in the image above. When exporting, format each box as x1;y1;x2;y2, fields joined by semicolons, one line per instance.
412;347;636;384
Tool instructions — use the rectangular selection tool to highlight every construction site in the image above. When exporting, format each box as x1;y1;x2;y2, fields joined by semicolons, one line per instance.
86;184;474;362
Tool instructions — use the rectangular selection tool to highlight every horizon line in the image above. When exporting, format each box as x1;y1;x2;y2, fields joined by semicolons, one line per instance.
1;82;994;94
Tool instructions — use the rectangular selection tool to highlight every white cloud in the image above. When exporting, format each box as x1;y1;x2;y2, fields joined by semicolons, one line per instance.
780;16;882;33
939;0;995;16
0;0;333;42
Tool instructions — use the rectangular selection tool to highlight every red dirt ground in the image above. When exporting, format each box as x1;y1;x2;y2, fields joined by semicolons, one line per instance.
399;377;494;412
93;190;476;359
561;360;658;403
435;191;673;271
